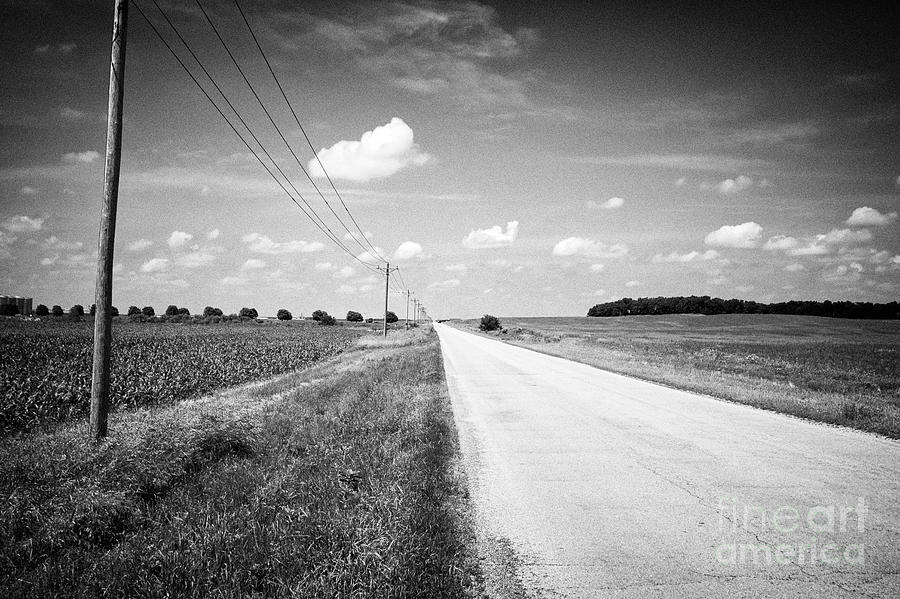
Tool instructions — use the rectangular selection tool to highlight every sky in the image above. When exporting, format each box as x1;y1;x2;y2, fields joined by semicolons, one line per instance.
1;0;898;319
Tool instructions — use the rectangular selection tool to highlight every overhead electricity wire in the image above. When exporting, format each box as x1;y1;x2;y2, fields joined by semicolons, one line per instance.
134;0;379;272
144;0;374;271
194;0;380;262
231;0;388;263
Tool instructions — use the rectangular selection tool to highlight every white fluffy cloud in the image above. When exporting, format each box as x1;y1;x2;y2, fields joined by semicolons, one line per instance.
3;215;44;232
704;222;763;248
552;237;628;257
128;238;153;252
309;117;431;182
428;279;460;290
462;221;518;249
168;230;193;248
445;263;468;273
716;175;753;194
766;228;874;256
589;263;605;272
393;241;423;260
140;258;170;273
62;150;99;163
206;228;221;240
242;233;324;254
845;206;898;227
588;197;625;210
652;249;720;263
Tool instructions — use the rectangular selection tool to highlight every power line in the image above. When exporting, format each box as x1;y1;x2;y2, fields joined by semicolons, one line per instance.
135;0;379;272
231;0;388;264
195;0;381;262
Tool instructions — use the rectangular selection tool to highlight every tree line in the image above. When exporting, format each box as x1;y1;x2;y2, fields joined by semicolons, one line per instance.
587;296;899;320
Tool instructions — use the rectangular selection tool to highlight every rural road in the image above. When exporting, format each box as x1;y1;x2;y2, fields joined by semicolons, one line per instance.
434;323;900;598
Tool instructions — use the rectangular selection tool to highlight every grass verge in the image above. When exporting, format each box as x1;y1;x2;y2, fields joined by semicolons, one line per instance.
0;328;481;598
458;315;900;439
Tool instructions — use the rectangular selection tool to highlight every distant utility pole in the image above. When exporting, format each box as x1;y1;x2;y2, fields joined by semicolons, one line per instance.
378;262;399;337
412;299;418;326
404;289;413;329
90;0;128;442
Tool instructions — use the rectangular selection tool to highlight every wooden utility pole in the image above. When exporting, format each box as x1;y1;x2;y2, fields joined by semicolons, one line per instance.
379;263;398;337
90;0;128;441
405;289;412;329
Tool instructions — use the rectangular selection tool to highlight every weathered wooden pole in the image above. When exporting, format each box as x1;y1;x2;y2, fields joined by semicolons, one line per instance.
90;0;128;441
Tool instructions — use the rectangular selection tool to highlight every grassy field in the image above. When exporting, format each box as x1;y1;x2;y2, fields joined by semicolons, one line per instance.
0;318;361;436
0;327;482;598
463;314;900;438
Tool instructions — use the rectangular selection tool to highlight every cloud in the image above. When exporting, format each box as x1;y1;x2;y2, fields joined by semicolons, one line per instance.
60;107;86;121
715;175;753;194
782;228;873;256
40;255;58;266
62;150;99;163
393;240;423;260
306;3;535;111
206;228;221;240
704;222;763;248
589;263;605;272
221;276;247;286
336;284;357;295
241;258;266;270
784;263;806;272
552;237;628;257
333;266;356;279
356;247;386;263
846;206;898;227
35;43;76;54
3;215;44;232
652;249;720;263
428;279;461;290
242;233;324;254
315;262;333;271
625;280;641;288
58;43;77;53
462;220;518;249
127;238;153;252
21;186;36;195
309;117;431;182
675;177;686;187
575;154;765;172
445;263;468;273
762;235;799;251
177;251;216;268
168;230;193;248
344;231;373;241
140;258;170;273
43;236;83;251
587;197;625;210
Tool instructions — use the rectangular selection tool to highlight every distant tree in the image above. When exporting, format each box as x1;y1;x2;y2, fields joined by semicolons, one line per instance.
0;304;18;316
239;307;258;319
51;305;64;317
142;306;155;317
346;310;363;322
277;309;292;321
111;305;119;316
203;306;223;317
385;311;398;324
312;309;327;322
90;303;96;316
127;305;141;316
319;312;337;326
35;304;49;317
165;304;179;316
479;314;501;331
70;304;84;317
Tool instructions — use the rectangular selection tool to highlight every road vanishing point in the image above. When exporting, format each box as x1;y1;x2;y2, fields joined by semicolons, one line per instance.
434;323;900;598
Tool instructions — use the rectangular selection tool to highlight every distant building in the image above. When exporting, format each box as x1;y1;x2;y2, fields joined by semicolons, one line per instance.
0;295;33;316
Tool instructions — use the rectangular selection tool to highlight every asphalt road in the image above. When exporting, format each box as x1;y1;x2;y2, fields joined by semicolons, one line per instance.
434;323;900;598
